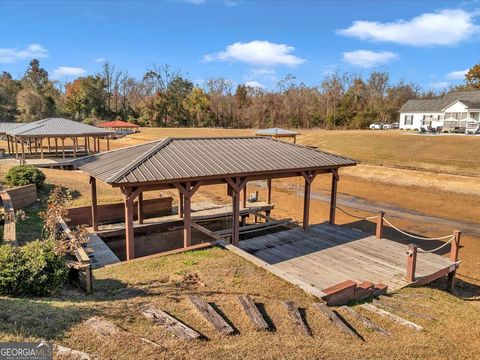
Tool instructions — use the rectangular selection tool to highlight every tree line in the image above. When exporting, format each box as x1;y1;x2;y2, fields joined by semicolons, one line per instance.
1;60;479;129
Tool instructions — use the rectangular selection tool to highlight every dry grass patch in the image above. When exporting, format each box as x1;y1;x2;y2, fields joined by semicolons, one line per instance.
1;248;479;359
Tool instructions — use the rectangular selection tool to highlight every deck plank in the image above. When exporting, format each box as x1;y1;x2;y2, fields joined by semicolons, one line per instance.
235;223;455;294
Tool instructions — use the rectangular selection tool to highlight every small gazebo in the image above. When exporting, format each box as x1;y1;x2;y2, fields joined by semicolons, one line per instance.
97;120;139;132
4;118;113;161
255;128;300;143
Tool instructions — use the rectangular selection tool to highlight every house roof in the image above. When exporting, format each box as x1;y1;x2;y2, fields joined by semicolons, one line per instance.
0;122;22;134
75;137;356;185
98;120;139;128
400;90;480;112
6;118;113;137
255;127;299;136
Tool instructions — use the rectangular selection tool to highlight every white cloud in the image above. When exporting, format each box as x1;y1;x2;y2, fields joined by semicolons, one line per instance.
446;69;468;80
93;57;106;63
430;81;451;89
51;66;86;80
204;40;305;66
342;50;397;68
338;9;479;46
0;44;48;63
244;80;264;88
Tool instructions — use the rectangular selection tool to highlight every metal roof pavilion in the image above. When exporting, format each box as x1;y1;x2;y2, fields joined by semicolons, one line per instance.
75;136;355;260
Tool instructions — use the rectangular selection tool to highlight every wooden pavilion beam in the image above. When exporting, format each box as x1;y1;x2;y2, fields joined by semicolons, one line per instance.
226;177;248;246
267;179;272;204
121;187;140;260
329;169;339;225
137;192;144;225
174;181;202;248
90;176;98;231
61;138;65;159
301;171;318;231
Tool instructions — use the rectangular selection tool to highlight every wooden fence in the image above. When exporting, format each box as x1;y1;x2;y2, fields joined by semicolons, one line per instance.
66;197;173;227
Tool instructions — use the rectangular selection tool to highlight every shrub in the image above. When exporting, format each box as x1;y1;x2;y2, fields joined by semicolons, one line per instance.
0;240;68;296
5;165;45;188
82;118;95;126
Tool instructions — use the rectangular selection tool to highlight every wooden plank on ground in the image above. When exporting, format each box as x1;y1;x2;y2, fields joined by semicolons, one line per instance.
341;306;390;336
54;345;91;360
188;295;234;335
372;299;434;321
360;304;423;331
141;304;202;340
283;301;312;336
84;316;163;348
237;295;269;331
314;303;361;340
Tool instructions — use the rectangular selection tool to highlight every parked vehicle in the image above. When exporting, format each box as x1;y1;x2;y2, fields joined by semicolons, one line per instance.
369;122;384;130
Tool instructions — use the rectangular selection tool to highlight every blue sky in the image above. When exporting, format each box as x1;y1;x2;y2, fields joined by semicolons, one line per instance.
1;0;479;90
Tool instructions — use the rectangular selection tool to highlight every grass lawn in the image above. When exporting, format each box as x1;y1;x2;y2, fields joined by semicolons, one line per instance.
1;248;479;360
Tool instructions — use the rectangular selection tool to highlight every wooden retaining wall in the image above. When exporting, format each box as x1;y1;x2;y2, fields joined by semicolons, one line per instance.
5;184;37;209
66;197;173;227
0;190;16;244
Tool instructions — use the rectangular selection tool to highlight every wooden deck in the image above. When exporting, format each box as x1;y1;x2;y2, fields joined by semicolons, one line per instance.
83;233;120;269
228;223;457;298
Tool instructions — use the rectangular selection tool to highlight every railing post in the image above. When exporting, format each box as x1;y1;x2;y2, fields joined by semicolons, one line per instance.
375;211;385;239
450;230;461;262
406;244;417;282
447;230;461;292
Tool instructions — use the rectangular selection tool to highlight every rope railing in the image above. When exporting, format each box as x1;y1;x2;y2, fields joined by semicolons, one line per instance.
416;236;456;254
335;206;378;221
383;217;455;241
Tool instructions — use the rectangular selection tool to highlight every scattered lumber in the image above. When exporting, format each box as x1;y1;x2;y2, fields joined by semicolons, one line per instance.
379;295;429;308
141;304;202;340
341;306;390;337
188;295;234;335
314;303;361;340
373;299;434;321
360;304;423;331
237;295;269;331
54;344;91;360
84;316;163;348
283;301;312;336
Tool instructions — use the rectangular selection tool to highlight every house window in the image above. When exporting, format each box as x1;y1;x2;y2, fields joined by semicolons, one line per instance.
404;115;413;125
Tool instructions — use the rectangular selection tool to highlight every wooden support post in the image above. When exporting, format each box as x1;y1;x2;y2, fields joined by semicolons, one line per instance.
137;192;144;225
329;169;338;225
124;189;135;260
450;230;461;262
6;136;11;154
232;184;241;246
106;136;110;151
183;188;192;248
21;141;25;164
34;138;37;154
97;137;100;153
178;190;184;218
55;138;58;156
61;138;65;159
447;230;461;291
14;138;18;159
47;137;51;152
242;183;247;209
406;244;417;282
267;179;272;204
93;136;97;153
90;176;98;231
303;179;311;231
40;138;44;159
376;211;385;239
73;137;77;158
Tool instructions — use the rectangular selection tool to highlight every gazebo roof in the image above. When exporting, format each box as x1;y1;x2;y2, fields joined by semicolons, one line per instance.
98;120;139;128
0;122;22;135
75;136;355;186
6;118;112;137
255;127;300;136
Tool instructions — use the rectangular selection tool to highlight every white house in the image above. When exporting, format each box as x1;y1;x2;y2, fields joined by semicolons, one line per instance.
399;90;480;133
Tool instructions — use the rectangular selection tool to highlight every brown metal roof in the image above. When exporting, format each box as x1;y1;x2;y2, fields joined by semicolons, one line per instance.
75;137;356;185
